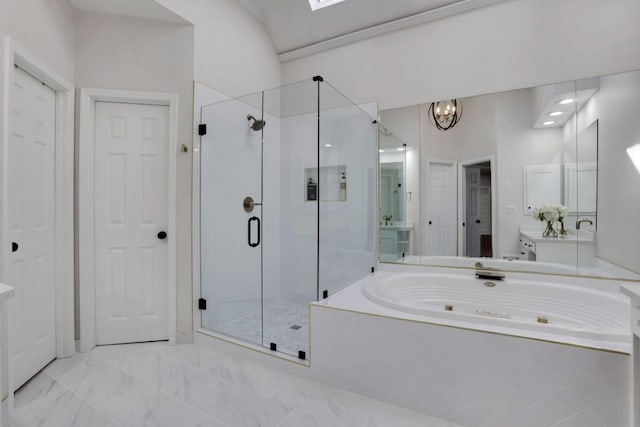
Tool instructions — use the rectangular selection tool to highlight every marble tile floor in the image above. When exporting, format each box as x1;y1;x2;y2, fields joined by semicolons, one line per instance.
215;301;310;357
2;341;459;427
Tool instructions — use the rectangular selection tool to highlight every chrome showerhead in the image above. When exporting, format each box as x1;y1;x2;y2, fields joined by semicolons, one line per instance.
247;114;266;131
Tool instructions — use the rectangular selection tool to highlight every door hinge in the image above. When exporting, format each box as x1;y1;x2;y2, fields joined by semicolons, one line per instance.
198;124;207;136
198;298;207;310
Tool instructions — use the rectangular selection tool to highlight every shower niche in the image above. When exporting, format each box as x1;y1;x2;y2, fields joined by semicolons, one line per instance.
304;165;347;202
196;77;376;359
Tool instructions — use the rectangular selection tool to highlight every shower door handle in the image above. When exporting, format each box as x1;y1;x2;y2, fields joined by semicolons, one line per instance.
248;216;261;248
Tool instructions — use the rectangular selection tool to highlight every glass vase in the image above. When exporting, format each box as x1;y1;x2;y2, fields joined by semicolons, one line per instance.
559;219;567;236
543;221;558;238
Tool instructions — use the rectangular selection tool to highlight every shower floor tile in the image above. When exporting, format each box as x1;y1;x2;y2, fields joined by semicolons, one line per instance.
215;301;309;357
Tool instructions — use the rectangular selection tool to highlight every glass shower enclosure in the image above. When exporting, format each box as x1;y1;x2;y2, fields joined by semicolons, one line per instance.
198;78;376;359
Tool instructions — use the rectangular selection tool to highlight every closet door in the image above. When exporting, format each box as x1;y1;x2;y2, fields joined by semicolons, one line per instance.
7;66;57;389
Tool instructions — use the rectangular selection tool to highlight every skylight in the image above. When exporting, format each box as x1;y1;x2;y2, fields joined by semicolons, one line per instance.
308;0;348;11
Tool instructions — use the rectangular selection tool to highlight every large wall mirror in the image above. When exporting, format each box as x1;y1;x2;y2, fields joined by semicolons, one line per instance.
378;69;640;281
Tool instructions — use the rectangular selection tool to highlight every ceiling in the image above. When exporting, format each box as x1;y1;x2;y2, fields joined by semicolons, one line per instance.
235;0;506;58
533;79;600;129
69;0;188;23
68;0;506;61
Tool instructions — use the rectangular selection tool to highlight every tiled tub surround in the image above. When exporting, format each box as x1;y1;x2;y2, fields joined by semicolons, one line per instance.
4;341;458;427
620;284;640;427
309;265;633;427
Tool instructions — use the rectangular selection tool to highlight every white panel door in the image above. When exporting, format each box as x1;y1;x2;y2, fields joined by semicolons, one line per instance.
425;161;457;256
7;67;56;389
94;102;169;345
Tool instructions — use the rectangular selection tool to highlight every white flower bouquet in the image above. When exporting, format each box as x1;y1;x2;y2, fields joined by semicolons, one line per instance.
532;204;568;237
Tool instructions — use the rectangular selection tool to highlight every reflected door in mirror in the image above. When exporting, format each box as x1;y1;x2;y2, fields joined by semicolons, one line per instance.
425;161;457;256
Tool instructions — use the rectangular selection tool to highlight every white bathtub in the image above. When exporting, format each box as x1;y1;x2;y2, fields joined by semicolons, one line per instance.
362;271;631;351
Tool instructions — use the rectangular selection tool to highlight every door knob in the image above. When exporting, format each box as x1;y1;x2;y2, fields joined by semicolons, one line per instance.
11;242;18;252
475;219;481;224
428;221;433;225
157;231;167;240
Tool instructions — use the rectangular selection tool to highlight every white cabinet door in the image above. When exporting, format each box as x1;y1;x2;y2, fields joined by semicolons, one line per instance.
8;67;56;388
94;102;169;345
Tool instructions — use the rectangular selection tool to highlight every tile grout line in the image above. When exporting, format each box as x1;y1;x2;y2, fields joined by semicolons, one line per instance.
41;372;121;427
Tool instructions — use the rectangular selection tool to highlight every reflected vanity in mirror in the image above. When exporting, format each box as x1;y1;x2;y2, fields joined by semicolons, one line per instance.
378;69;640;281
379;111;420;262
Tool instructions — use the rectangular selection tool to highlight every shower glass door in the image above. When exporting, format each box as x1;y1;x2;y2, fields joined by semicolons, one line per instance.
198;78;375;359
261;80;320;358
199;91;265;347
199;80;321;358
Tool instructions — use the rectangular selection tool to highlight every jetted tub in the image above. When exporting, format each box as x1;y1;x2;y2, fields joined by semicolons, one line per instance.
362;271;631;351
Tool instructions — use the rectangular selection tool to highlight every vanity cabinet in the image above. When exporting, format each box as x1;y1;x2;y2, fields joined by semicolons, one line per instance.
380;226;413;261
519;236;536;261
519;230;596;266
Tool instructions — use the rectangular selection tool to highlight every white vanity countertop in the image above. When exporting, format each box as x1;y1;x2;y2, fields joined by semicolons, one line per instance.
620;284;640;307
520;229;595;244
0;283;15;303
380;223;414;230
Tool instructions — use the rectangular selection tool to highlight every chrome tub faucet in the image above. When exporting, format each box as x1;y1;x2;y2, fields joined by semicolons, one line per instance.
576;219;593;230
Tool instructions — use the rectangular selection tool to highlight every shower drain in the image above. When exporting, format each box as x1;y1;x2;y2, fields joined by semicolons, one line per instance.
289;325;302;330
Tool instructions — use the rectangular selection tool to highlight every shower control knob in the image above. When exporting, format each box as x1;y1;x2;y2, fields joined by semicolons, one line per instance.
428;221;433;225
157;231;167;240
11;242;18;252
476;219;481;224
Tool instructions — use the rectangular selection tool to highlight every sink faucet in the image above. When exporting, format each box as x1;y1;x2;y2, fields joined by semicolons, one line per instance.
576;219;593;230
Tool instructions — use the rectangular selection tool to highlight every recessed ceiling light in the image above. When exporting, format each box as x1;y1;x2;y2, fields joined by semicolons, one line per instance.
324;144;332;148
543;121;555;126
397;148;405;152
308;0;348;11
557;98;575;105
379;149;385;153
549;111;563;117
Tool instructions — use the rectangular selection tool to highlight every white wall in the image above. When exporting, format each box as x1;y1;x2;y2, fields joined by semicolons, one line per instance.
154;0;281;97
591;72;640;274
1;0;75;83
559;72;640;274
74;11;195;336
494;89;564;258
282;0;640;111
